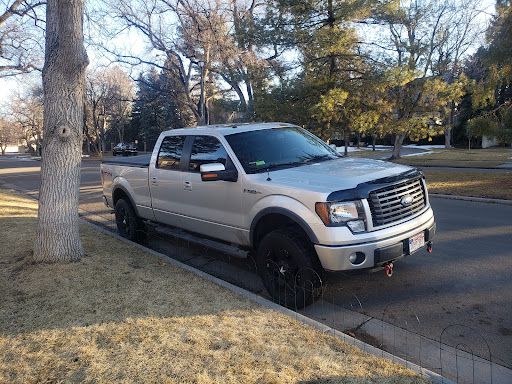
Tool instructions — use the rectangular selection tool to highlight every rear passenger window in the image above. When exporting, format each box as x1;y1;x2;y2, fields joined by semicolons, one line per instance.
189;136;228;172
157;136;186;170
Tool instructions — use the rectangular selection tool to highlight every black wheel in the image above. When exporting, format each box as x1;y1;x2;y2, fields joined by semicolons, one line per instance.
113;151;117;156
256;229;324;309
115;199;143;242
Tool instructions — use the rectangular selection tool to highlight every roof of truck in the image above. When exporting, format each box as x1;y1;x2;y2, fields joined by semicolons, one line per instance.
161;122;298;137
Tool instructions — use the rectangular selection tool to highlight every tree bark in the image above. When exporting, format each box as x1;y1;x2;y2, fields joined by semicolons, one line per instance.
33;0;88;263
444;127;451;149
343;129;349;156
390;132;407;160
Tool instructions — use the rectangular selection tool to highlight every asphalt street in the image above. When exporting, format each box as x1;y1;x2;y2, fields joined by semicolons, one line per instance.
1;154;511;376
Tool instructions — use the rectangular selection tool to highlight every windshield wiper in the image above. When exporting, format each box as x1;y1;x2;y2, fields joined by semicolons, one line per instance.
265;161;305;170
303;154;336;163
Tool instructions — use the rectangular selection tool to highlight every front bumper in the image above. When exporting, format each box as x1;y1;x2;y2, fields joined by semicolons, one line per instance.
314;216;436;272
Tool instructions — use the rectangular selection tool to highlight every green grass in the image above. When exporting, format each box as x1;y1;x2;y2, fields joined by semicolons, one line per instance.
0;188;427;384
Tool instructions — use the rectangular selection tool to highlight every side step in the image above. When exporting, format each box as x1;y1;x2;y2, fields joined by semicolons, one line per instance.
152;225;249;259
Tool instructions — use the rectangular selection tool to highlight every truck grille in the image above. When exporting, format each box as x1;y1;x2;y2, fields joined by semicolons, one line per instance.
368;178;426;227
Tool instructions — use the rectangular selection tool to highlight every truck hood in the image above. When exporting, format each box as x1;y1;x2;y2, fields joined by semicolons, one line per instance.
261;157;417;196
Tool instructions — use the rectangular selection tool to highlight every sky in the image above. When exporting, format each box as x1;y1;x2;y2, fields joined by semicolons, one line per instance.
0;0;498;110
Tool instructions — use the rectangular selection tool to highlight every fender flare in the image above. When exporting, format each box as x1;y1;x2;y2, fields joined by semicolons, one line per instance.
250;207;319;248
112;184;140;217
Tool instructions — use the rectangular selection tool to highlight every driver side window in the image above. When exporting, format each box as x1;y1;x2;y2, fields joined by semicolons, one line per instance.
189;136;228;172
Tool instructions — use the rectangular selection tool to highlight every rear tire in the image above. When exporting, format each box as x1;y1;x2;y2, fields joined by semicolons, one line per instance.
256;229;324;309
115;199;144;242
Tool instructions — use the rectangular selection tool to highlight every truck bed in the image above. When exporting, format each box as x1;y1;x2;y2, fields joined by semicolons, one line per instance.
101;153;153;220
102;154;152;168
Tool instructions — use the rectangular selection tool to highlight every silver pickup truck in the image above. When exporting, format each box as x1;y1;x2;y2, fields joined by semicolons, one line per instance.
101;122;435;308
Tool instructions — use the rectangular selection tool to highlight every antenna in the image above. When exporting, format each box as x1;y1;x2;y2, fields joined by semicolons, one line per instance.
266;169;271;181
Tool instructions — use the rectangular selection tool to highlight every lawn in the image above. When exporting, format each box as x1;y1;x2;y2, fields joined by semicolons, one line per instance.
343;147;512;200
0;188;427;384
395;147;512;168
423;170;512;200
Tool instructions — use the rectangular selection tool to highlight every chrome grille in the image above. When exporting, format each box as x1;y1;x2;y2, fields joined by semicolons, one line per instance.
368;178;426;227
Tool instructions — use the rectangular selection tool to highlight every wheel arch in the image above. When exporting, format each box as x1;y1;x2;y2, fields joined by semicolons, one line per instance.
250;208;319;250
112;185;139;217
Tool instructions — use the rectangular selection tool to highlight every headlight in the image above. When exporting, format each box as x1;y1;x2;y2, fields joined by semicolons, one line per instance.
315;200;366;233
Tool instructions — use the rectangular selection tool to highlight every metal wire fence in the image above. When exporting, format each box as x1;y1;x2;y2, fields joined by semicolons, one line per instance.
78;206;511;384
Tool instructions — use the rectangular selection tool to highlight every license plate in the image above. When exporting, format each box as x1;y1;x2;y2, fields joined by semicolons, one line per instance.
409;232;425;254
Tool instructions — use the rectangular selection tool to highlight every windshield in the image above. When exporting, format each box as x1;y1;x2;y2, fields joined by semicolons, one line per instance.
225;126;341;174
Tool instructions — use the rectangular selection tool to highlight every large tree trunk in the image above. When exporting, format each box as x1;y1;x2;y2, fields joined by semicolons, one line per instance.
390;132;407;160
33;0;89;263
444;127;451;149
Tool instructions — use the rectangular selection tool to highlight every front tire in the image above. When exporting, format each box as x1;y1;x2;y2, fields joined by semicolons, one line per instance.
256;229;324;309
115;199;143;242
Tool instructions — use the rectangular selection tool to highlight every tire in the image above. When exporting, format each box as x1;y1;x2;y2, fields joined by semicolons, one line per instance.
256;229;324;309
113;151;117;156
115;199;143;242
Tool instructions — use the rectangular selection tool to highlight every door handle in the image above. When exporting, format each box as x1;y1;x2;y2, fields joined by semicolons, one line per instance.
183;181;192;191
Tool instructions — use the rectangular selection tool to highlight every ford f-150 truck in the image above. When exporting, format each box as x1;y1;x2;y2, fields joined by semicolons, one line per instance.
101;122;435;308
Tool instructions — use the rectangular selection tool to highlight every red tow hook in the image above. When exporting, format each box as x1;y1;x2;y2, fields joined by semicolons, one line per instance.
385;263;393;277
427;241;433;253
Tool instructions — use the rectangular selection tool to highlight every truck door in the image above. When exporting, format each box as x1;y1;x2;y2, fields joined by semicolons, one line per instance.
149;134;187;227
178;135;247;246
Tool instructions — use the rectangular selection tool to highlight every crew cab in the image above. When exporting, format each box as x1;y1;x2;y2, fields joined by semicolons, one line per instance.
101;123;435;308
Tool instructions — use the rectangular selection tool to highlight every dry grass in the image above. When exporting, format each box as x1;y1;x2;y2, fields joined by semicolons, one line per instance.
345;147;512;166
344;149;392;158
424;170;512;200
0;188;427;384
396;148;512;167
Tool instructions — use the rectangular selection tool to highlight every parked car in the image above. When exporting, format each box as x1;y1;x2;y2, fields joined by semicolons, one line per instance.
101;123;435;308
112;142;137;156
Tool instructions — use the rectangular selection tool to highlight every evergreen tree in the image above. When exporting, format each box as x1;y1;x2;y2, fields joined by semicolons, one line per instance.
130;70;193;151
467;1;512;145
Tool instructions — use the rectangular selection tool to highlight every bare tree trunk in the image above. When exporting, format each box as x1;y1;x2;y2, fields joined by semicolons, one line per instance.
33;0;89;263
445;103;454;149
444;127;451;149
390;132;407;160
343;129;349;156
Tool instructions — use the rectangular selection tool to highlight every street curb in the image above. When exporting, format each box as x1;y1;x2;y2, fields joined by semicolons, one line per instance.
430;193;512;205
79;218;453;384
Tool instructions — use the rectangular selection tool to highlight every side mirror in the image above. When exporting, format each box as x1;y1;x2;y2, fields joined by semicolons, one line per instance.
200;163;238;182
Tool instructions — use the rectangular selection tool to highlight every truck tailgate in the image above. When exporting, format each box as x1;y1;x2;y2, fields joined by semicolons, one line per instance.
101;154;153;220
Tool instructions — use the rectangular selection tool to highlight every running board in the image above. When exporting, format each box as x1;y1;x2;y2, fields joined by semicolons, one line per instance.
152;225;249;259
